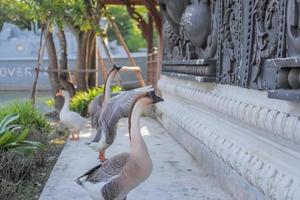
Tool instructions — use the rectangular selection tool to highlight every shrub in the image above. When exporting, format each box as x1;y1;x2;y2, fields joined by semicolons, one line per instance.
0;102;58;200
45;98;55;108
70;86;122;117
0;113;44;154
0;102;50;167
0;101;50;132
0;151;35;200
0;112;45;200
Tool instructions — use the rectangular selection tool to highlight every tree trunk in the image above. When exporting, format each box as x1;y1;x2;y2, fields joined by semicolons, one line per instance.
57;29;76;97
88;33;97;88
76;32;89;91
97;44;107;82
46;32;64;110
31;24;48;104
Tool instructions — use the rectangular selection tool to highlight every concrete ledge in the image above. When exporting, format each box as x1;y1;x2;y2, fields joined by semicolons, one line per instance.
156;76;300;200
155;107;264;200
158;76;300;147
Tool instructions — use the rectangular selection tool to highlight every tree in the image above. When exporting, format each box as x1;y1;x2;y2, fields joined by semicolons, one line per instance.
63;0;104;91
0;0;76;109
0;0;161;109
106;5;148;52
0;0;33;30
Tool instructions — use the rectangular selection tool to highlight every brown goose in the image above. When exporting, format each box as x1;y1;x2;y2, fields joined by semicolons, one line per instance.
87;85;153;161
76;90;163;200
88;65;122;129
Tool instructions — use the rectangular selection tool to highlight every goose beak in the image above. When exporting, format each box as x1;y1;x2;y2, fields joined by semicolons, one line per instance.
152;95;164;104
147;91;164;104
56;90;63;96
113;64;122;71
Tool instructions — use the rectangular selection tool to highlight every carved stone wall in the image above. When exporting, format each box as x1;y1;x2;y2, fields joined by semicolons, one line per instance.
159;0;300;102
157;1;300;199
156;75;300;200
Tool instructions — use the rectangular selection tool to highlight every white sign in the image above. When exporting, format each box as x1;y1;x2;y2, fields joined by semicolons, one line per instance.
0;66;48;78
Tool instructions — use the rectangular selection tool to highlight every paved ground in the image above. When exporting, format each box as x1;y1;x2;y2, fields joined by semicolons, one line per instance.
39;117;232;200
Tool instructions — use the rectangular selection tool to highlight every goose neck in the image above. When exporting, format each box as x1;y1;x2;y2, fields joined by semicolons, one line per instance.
129;101;145;146
103;70;116;106
62;95;70;111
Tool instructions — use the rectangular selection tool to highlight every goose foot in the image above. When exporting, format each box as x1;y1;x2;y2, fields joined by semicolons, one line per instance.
70;133;75;141
70;132;79;141
74;132;80;141
98;150;105;161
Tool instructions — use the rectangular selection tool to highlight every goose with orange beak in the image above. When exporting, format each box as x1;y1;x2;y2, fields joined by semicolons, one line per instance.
56;90;87;141
88;64;122;130
87;85;154;161
77;90;163;200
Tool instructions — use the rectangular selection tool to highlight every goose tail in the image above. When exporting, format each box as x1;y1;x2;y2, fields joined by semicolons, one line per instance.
75;162;103;183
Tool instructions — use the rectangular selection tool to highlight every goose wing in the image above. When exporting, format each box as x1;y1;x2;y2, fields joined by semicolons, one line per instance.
77;152;130;184
88;94;104;129
102;86;153;137
91;86;153;143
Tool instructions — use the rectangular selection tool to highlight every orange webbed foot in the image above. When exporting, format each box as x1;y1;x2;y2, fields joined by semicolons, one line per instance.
99;150;105;162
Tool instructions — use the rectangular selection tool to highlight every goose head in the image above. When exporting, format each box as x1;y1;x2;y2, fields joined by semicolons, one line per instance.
112;64;122;71
146;91;164;104
133;91;164;109
107;64;122;78
56;90;70;99
128;91;164;140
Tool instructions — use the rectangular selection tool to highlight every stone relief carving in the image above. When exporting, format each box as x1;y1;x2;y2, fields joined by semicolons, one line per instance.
157;0;190;25
159;0;218;60
286;0;300;90
181;0;218;59
217;0;242;85
287;0;300;57
160;0;300;101
240;0;287;91
159;0;193;60
251;0;280;84
162;20;180;60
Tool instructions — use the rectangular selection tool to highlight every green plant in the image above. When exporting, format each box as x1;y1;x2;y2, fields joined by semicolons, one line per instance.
45;98;55;108
0;113;44;154
106;5;151;52
0;113;21;134
0;150;36;200
70;86;122;116
0;101;50;132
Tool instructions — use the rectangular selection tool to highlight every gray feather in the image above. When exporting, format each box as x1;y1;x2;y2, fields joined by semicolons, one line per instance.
88;94;104;129
84;153;129;183
92;86;153;143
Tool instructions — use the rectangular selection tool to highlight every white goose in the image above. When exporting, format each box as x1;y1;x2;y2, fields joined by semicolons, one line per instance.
76;90;164;200
56;90;87;140
88;65;122;129
87;85;154;161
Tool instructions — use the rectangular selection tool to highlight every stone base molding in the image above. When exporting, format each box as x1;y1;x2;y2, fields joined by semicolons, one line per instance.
156;75;300;200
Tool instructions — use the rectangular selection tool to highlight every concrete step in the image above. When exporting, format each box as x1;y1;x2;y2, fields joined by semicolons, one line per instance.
39;117;232;200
